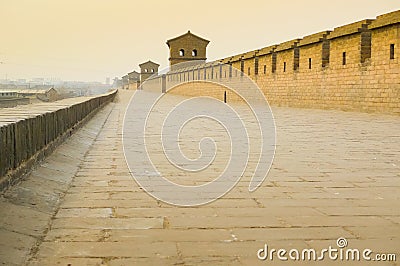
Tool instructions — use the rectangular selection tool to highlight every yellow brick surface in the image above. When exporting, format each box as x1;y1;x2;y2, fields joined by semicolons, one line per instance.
148;12;400;116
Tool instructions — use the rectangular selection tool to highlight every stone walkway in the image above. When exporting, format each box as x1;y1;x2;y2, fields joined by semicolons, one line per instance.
1;90;399;265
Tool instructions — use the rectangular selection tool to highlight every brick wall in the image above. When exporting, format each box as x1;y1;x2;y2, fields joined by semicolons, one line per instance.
168;81;246;104
142;10;400;115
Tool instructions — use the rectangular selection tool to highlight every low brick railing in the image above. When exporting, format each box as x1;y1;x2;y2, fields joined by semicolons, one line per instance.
0;90;117;191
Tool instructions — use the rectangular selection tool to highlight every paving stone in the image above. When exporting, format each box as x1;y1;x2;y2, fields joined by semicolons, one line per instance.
56;208;113;218
167;216;283;229
282;215;395;227
2;176;66;214
177;240;309;258
232;227;354;241
61;199;160;208
108;257;181;266
107;228;232;242
0;229;37;265
51;217;165;230
344;225;400;239
44;228;105;242
3;90;398;265
0;201;49;237
179;256;242;266
28;258;104;266
61;192;110;201
35;242;177;258
315;206;400;216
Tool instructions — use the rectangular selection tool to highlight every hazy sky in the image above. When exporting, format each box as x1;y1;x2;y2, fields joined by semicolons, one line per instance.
0;0;399;82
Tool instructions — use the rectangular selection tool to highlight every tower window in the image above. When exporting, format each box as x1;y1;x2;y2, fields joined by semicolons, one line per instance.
192;49;197;57
144;68;148;73
248;67;250;75
151;69;154;73
263;65;266;74
342;52;346;65
308;58;312;69
390;44;395;59
179;49;185;56
283;62;286;72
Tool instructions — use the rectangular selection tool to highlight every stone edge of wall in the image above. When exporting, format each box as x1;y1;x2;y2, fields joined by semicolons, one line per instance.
0;90;117;192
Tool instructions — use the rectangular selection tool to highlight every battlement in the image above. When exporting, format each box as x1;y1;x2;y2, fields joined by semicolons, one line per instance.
327;19;373;39
369;10;400;29
275;39;301;52
258;45;277;56
298;31;331;47
241;50;258;60
136;10;399;115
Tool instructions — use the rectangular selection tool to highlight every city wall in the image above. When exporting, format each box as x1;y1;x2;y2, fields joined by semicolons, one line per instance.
142;10;400;115
0;90;117;191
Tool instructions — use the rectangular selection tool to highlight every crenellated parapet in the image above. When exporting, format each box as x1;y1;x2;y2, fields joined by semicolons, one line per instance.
136;10;400;114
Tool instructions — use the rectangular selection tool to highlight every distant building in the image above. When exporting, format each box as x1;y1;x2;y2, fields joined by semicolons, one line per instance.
30;78;45;85
128;71;140;90
0;90;30;108
0;91;18;98
139;61;160;83
121;75;129;90
17;88;59;102
166;30;209;70
0;84;17;90
112;77;122;89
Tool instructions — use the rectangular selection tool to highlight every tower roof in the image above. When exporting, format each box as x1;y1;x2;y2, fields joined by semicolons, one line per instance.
139;60;160;68
127;70;140;75
166;30;210;47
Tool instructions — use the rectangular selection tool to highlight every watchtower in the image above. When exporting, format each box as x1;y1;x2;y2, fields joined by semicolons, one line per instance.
167;30;210;70
139;60;160;83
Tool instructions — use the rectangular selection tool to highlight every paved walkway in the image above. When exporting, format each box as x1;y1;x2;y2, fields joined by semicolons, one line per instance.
1;90;399;265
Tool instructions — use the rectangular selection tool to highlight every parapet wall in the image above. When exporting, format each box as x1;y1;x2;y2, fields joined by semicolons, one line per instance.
142;10;400;115
0;90;117;191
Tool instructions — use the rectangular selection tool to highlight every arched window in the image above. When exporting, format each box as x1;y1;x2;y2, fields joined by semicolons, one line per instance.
179;49;185;56
192;49;197;57
144;68;148;73
151;69;154;73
